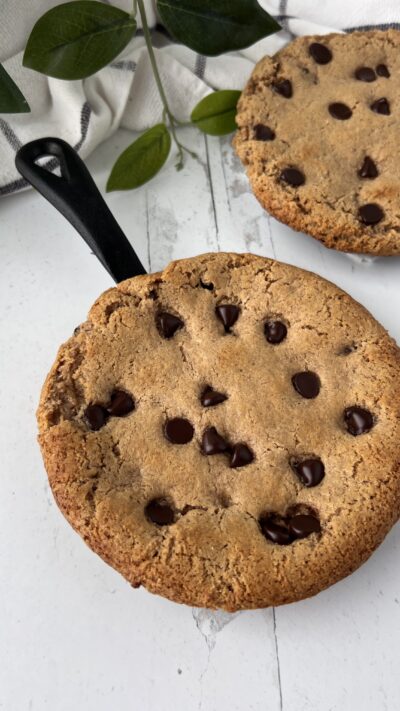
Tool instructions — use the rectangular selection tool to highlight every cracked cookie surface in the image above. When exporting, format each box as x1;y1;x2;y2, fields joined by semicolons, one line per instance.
234;30;400;255
38;253;400;610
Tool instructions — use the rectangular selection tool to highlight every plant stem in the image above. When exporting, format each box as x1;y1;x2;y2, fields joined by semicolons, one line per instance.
137;0;190;168
131;0;137;17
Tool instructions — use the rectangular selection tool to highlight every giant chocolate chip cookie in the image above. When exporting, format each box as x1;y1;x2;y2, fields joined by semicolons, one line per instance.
37;253;400;610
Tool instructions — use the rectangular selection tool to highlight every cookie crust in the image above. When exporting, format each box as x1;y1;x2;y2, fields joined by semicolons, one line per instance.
38;253;400;610
234;31;400;255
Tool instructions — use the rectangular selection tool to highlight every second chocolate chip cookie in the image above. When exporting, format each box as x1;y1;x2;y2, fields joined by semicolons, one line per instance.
235;30;400;255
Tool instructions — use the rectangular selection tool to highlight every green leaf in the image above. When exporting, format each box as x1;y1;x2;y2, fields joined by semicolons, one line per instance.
191;90;241;136
23;1;136;80
0;65;30;113
156;0;281;56
106;124;171;192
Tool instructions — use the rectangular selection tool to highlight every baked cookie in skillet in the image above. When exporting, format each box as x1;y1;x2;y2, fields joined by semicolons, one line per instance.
235;30;400;255
37;253;400;610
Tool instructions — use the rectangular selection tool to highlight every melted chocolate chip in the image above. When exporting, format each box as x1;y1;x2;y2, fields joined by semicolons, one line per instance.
201;386;227;407
217;494;232;509
370;98;390;115
202;426;229;455
157;312;183;339
164;417;194;444
376;64;390;78
328;102;352;120
230;444;254;468
288;514;321;538
344;406;374;436
355;66;376;82
358;203;384;225
292;458;325;487
292;371;320;399
260;517;292;545
254;124;276;141
84;404;108;431
264;320;287;344
309;42;332;65
107;390;135;417
280;168;305;187
145;499;175;525
340;344;357;355
200;279;214;290
272;79;292;98
358;156;378;179
216;304;240;332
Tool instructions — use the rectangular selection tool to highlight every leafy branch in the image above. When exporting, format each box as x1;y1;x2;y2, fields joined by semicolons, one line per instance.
136;0;191;171
0;0;280;190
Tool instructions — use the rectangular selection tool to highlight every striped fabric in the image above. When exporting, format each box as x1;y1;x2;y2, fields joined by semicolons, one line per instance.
268;0;400;35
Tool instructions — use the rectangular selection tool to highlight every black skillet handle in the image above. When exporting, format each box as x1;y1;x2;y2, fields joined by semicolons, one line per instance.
15;137;147;283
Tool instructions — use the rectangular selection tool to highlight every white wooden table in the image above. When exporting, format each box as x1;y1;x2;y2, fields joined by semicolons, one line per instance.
1;127;400;711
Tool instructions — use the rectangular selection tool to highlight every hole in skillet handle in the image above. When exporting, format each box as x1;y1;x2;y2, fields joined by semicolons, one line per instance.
33;153;62;175
15;137;147;283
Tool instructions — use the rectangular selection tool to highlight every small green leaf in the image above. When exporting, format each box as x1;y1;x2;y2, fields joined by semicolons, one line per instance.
106;124;171;192
23;1;136;80
156;0;281;56
191;90;241;136
0;65;30;113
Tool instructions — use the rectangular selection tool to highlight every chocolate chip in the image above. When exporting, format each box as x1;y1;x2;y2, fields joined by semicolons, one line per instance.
376;64;390;78
164;417;194;444
292;458;325;487
202;426;229;455
289;514;321;538
230;444;254;468
217;493;232;509
280;168;305;187
328;102;352;120
260;517;292;545
370;98;390;115
254;124;276;141
344;406;374;436
264;320;287;344
272;79;292;98
358;203;384;225
355;67;376;82
157;312;183;339
216;304;240;332
107;390;135;417
292;371;320;399
145;499;175;526
201;386;227;407
309;42;332;65
340;344;357;355
200;279;214;290
84;404;108;431
358;156;378;179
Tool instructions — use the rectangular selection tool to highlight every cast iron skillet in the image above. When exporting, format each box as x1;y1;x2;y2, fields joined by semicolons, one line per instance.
15;137;147;283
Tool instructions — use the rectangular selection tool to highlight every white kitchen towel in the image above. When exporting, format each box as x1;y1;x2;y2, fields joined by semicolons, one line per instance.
1;0;400;195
